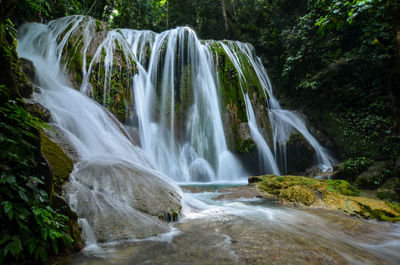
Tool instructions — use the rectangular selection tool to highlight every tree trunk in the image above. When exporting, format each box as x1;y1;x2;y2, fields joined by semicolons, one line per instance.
221;0;229;34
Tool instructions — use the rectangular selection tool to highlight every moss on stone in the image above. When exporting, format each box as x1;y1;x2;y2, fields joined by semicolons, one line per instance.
280;185;316;206
40;130;73;194
235;138;256;153
255;174;400;222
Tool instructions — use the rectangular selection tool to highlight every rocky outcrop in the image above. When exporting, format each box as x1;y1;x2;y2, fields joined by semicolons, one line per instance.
252;175;400;222
64;159;182;242
40;130;74;194
53;16;136;122
18;58;35;97
284;132;315;174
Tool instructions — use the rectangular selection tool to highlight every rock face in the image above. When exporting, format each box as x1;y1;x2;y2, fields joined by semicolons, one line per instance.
284;132;315;174
24;99;51;121
253;175;400;222
64;159;182;242
52;16;136;122
355;161;392;189
18;58;35;97
40;130;74;194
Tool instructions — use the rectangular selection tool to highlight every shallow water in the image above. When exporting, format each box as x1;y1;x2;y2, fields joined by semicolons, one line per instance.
52;185;400;265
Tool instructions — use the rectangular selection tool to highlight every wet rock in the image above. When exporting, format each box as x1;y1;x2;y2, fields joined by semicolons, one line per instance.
255;174;400;222
42;124;80;163
238;122;252;140
64;159;182;242
19;57;36;83
54;16;135;122
24;98;51;121
248;175;263;183
18;57;36;98
284;132;315;174
40;130;73;194
213;185;264;200
280;185;315;206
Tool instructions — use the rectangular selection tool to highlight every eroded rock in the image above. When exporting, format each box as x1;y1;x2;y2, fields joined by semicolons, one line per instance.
254;174;400;222
64;158;182;242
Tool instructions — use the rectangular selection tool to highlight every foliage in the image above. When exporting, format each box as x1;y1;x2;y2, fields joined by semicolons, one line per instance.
0;90;73;264
0;18;73;264
336;157;373;181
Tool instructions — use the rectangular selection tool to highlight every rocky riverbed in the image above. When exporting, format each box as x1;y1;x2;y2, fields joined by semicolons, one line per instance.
51;183;400;265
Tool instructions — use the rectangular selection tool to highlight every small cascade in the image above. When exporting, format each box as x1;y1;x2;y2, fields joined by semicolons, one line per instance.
215;41;335;173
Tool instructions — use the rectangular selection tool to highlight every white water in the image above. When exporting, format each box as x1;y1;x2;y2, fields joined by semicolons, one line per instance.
16;18;400;260
218;41;335;173
17;21;181;245
36;15;335;180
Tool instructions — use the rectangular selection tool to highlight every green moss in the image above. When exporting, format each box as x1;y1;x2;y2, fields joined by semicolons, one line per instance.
326;179;360;196
258;175;359;197
359;203;400;222
235;138;256;153
280;185;316;206
40;130;73;194
256;175;400;222
95;19;103;32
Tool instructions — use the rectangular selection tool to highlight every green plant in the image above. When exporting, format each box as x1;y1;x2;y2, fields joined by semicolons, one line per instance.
338;157;373;180
0;88;73;264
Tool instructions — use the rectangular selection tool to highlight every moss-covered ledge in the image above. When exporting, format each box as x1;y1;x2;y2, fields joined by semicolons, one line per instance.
39;130;83;249
250;175;400;222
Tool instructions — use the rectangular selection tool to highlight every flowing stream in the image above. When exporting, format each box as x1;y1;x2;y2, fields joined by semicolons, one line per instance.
51;185;400;265
15;16;400;264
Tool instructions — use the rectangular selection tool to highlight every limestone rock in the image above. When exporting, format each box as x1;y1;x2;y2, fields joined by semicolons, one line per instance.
285;132;315;174
280;185;316;206
25;99;51;121
40;130;73;193
254;174;400;222
64;158;182;242
18;57;36;98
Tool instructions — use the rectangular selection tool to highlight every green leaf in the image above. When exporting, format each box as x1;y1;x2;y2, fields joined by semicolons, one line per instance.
40;229;48;240
35;246;47;263
27;238;37;254
0;234;11;245
18;190;29;202
2;201;12;214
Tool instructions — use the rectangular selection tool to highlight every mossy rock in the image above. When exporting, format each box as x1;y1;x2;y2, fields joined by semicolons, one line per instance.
280;185;315;206
254;174;400;222
40;130;73;194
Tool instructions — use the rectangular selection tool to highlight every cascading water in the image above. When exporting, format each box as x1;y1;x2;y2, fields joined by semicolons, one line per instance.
15;16;400;264
25;15;334;181
17;21;182;245
216;41;335;173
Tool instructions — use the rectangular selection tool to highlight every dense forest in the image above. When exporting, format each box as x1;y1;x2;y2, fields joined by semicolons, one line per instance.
1;0;400;264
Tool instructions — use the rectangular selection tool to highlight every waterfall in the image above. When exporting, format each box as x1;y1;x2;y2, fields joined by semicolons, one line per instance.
216;41;335;173
19;15;335;185
17;22;182;245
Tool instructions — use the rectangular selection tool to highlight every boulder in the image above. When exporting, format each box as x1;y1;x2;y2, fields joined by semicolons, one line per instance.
25;99;51;121
19;57;36;83
254;175;400;222
18;57;36;98
40;130;73;194
39;130;83;249
64;158;182;242
280;185;315;206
